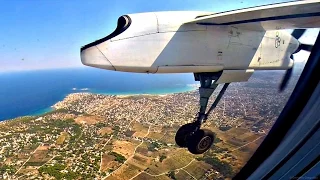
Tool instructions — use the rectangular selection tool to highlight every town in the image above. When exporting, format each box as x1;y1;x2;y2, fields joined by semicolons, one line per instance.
0;71;296;179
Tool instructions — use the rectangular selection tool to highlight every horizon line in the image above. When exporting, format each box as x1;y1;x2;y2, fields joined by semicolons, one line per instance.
0;66;89;73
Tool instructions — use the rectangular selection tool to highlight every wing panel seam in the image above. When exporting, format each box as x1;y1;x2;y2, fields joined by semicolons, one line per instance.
197;12;320;26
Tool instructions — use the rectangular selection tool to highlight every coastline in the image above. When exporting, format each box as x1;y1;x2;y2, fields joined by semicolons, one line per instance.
2;86;198;122
29;107;55;116
91;86;197;96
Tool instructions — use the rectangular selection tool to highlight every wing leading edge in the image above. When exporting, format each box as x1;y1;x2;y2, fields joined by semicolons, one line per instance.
187;0;320;31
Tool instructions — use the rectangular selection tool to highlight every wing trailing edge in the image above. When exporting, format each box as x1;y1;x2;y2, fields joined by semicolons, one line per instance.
186;0;320;31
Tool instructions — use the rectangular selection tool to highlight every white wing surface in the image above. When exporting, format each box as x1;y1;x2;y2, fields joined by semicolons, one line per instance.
187;0;320;31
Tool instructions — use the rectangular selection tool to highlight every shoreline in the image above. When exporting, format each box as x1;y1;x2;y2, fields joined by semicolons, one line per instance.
1;87;198;122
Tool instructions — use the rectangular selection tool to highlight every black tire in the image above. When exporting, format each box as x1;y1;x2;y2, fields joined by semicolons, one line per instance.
175;123;196;147
187;129;215;154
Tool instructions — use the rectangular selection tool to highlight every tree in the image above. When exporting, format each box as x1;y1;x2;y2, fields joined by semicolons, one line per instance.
96;123;105;128
159;155;167;162
38;163;67;179
168;171;176;180
108;152;126;163
198;157;233;178
0;165;16;175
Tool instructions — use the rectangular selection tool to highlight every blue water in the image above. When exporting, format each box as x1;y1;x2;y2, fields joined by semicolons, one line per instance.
0;68;197;121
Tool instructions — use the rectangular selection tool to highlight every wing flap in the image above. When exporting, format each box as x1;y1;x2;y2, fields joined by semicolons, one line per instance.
187;0;320;31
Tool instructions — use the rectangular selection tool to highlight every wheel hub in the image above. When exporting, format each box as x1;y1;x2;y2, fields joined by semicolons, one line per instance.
197;136;212;151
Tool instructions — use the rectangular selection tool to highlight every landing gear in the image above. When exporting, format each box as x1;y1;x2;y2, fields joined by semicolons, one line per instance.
175;123;196;147
175;72;230;154
188;129;215;154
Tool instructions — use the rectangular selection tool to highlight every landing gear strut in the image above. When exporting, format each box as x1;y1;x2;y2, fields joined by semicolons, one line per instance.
175;72;230;154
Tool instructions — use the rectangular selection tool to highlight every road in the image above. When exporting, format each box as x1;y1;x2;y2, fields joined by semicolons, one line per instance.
99;135;114;172
103;112;197;180
103;124;151;179
230;135;265;152
143;159;196;177
182;169;197;180
14;143;42;175
126;100;149;131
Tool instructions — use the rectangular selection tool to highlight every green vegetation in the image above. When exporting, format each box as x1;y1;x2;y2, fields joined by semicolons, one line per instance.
112;125;120;132
53;119;74;128
26;118;75;135
168;171;177;180
102;133;110;138
219;125;232;131
38;164;79;180
96;122;105;128
148;142;161;151
69;124;82;143
38;163;67;179
54;156;64;161
0;165;16;175
159;155;167;162
25;161;45;166
19;117;33;123
43;108;68;115
63;171;79;180
197;156;233;178
214;137;222;143
108;151;126;163
29;143;40;150
56;132;68;145
210;146;229;154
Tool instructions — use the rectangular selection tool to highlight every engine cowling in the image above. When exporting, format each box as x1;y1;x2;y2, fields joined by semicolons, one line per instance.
80;11;213;73
111;11;209;41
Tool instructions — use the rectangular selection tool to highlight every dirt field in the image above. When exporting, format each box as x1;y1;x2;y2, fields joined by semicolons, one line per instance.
74;115;102;125
158;131;176;144
162;149;194;170
98;127;113;136
37;145;49;151
207;125;265;170
56;132;69;145
134;173;171;180
27;146;51;166
30;150;48;161
175;170;194;180
132;123;149;138
106;163;141;180
49;113;76;120
112;140;137;159
101;154;120;172
128;153;151;170
184;160;212;179
18;168;38;176
146;149;194;175
135;142;149;156
147;131;166;140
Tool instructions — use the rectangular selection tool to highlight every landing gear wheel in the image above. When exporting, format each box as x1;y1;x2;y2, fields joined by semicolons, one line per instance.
175;123;196;147
187;129;215;154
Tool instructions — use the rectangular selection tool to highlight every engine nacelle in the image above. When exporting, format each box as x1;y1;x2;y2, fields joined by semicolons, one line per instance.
111;12;208;41
81;11;298;74
80;11;217;73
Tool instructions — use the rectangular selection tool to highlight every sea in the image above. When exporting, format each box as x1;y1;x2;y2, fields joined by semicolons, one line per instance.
0;68;197;121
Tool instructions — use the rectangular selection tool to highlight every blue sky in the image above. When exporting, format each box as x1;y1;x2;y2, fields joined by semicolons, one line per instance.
0;0;317;72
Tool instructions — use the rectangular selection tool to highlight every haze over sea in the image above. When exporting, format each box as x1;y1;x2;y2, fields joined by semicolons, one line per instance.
0;68;197;121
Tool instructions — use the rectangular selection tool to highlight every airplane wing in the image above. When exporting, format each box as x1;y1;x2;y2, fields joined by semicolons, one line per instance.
186;0;320;31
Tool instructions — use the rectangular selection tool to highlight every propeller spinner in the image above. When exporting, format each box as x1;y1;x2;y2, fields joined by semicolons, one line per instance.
279;29;314;92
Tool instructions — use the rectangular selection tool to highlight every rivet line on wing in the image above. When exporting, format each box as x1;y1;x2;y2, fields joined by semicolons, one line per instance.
95;46;117;71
